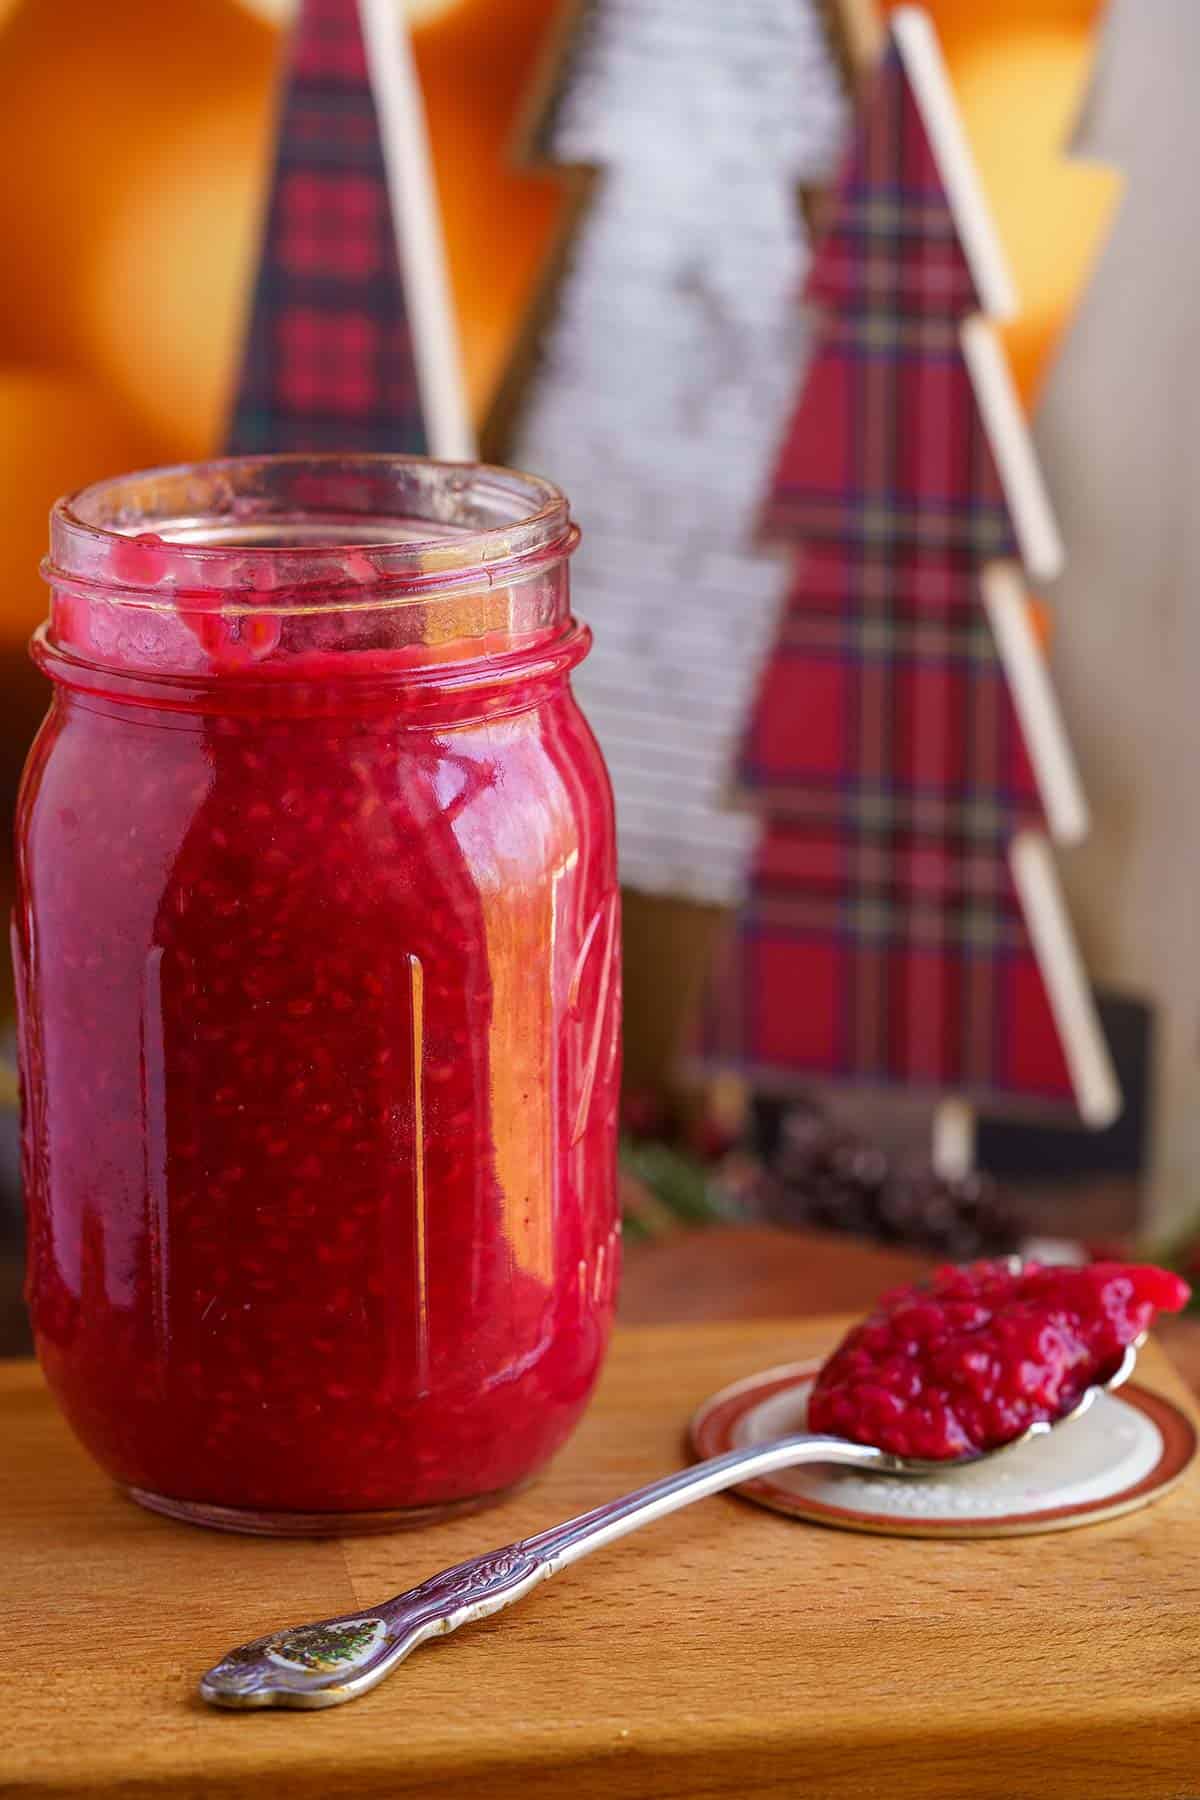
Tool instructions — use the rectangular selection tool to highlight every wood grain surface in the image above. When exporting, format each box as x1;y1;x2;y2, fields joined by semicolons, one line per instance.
620;1224;934;1328
5;1312;1200;1799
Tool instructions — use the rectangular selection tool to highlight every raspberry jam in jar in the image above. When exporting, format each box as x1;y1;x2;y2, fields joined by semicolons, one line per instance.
15;456;621;1533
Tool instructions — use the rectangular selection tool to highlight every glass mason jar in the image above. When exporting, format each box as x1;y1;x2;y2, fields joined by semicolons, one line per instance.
15;455;621;1534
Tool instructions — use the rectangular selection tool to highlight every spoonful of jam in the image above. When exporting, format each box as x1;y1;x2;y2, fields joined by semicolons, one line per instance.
807;1257;1189;1463
200;1257;1189;1710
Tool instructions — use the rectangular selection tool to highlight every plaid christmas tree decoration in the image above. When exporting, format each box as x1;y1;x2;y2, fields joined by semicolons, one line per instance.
692;12;1115;1121
227;0;426;455
805;38;982;321
697;822;1075;1109
759;541;993;618
760;312;1019;554
735;546;1043;833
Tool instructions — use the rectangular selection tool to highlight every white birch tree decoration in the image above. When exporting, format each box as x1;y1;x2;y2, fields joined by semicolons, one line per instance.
512;0;848;905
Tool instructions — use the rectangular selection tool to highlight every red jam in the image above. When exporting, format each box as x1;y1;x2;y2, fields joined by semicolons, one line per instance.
809;1260;1190;1460
16;459;621;1528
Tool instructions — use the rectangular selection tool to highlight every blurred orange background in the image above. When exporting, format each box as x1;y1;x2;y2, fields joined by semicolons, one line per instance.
0;0;1118;672
878;0;1119;404
0;0;568;667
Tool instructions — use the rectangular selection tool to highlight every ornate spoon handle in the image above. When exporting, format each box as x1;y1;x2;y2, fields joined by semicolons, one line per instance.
200;1432;886;1709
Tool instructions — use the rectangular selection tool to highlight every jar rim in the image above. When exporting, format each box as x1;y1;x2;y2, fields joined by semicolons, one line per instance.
47;453;575;610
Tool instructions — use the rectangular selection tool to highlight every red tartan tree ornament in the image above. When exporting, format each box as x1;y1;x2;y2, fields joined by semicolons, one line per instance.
696;7;1119;1128
227;0;471;458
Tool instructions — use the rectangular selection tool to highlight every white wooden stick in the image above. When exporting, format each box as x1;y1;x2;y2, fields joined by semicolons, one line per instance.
982;563;1089;846
1009;832;1121;1128
891;7;1017;321
358;0;476;460
960;316;1065;583
931;1096;975;1180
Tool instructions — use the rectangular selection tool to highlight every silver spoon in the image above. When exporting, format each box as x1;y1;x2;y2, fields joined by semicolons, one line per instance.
199;1334;1143;1710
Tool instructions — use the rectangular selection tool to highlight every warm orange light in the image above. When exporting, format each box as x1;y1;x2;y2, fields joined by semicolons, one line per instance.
1026;593;1053;652
412;0;569;432
879;0;1121;403
0;0;566;460
0;371;155;647
0;0;279;462
0;0;568;631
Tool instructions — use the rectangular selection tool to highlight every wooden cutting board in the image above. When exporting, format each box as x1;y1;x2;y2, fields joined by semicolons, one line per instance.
4;1318;1200;1799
